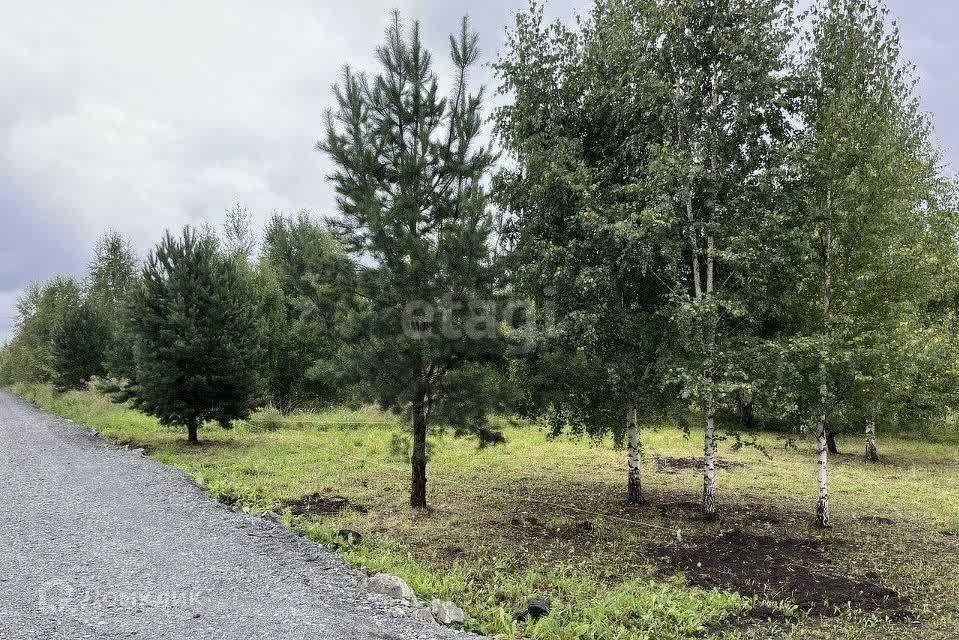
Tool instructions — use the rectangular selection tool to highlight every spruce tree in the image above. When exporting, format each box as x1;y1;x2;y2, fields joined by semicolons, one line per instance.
128;227;263;443
320;13;507;508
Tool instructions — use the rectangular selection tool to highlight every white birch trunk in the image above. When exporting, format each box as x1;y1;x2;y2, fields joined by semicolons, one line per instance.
816;205;833;528
702;402;718;517
864;420;879;463
683;70;721;520
815;413;831;527
626;406;642;504
686;192;702;300
702;231;717;518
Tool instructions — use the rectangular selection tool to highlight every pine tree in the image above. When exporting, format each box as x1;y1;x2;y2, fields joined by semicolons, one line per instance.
128;227;263;443
320;13;507;508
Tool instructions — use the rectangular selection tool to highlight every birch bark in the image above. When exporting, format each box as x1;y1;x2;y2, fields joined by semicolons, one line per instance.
865;419;879;462
626;406;642;504
816;210;833;528
703;398;718;517
815;412;831;527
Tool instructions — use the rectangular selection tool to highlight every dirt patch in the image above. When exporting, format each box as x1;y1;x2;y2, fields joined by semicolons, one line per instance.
655;456;745;474
653;499;816;531
508;513;597;541
114;439;154;455
283;493;368;517
657;500;703;515
652;529;909;618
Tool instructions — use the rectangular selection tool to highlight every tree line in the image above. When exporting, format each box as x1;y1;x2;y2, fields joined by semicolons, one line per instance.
3;0;958;527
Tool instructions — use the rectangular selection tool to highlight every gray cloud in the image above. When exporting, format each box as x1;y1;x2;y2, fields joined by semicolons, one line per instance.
1;0;955;342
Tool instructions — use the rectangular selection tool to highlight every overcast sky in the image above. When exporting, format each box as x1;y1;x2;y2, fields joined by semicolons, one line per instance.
2;0;956;341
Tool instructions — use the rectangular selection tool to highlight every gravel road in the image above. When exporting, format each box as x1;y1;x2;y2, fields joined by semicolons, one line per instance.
0;392;478;640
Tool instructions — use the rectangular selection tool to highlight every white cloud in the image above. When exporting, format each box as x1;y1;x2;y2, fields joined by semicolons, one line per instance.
0;0;423;338
0;0;953;344
2;0;411;240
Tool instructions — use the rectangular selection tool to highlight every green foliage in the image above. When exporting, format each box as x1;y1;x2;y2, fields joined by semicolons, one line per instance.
0;342;13;387
494;0;675;442
4;277;83;384
88;231;140;388
495;0;800;517
776;0;959;436
647;0;796;421
51;299;110;391
320;12;510;506
126;227;264;441
258;211;354;413
88;231;138;315
222;202;256;262
4;9;959;635
1;234;137;393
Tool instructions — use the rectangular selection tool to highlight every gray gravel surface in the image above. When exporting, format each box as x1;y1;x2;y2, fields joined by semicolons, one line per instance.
0;392;479;640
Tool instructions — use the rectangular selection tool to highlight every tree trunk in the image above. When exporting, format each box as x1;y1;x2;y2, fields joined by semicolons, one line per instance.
626;406;642;504
702;404;718;518
410;382;428;510
865;420;879;463
826;428;838;454
735;395;754;429
816;201;833;529
702;231;718;519
815;414;831;528
685;170;719;519
187;421;199;444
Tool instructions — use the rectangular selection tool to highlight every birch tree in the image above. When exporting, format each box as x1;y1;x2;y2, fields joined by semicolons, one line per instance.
258;212;354;414
89;232;140;388
495;0;672;504
793;0;952;525
654;0;796;517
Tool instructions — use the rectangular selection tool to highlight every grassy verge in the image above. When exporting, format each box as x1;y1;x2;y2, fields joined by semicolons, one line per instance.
11;383;959;639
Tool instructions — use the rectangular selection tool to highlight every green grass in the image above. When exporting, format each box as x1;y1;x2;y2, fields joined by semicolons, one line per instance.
11;383;959;639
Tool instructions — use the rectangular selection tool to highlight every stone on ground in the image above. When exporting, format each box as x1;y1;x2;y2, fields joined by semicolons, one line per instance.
366;573;416;600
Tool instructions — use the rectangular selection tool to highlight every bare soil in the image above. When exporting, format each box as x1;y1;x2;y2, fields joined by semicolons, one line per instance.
284;492;368;517
651;529;911;618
